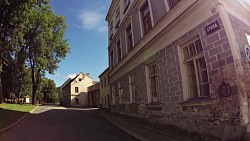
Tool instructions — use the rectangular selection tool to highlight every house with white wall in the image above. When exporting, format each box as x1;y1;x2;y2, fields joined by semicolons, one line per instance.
60;72;93;106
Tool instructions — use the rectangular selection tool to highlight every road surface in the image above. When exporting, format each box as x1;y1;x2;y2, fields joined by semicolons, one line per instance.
0;105;138;141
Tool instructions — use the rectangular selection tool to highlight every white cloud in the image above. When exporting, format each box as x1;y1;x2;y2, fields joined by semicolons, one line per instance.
55;73;61;77
67;74;77;79
77;8;108;32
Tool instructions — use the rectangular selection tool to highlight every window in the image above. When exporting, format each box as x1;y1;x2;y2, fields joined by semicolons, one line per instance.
110;50;114;68
148;63;159;103
124;0;130;12
104;77;107;87
168;0;181;9
116;7;120;28
126;24;133;52
110;20;113;32
75;87;79;93
141;2;152;35
183;38;209;99
109;20;114;40
118;81;123;104
101;80;103;88
117;40;122;62
79;78;82;82
129;74;136;103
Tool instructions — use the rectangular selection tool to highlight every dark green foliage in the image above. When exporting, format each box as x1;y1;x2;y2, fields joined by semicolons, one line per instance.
0;0;70;104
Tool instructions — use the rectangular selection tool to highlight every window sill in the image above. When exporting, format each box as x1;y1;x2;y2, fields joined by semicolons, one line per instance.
146;102;162;111
179;97;215;107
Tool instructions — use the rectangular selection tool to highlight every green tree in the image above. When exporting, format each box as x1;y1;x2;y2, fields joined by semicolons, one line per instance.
41;78;58;103
0;0;49;103
22;4;69;104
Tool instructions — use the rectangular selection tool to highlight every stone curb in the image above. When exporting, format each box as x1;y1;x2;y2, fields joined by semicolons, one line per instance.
98;112;150;141
0;105;39;134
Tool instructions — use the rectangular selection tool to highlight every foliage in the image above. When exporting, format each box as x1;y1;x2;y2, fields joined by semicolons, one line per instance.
41;78;59;103
0;0;69;104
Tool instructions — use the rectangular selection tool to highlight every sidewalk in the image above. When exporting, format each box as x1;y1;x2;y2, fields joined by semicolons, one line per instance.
96;109;193;141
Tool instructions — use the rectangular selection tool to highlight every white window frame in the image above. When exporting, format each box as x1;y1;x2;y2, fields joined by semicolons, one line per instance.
129;74;136;103
118;81;123;104
124;17;135;54
138;0;155;38
145;62;159;103
163;0;171;12
111;86;116;105
177;36;210;100
116;37;122;63
110;49;114;69
116;7;120;27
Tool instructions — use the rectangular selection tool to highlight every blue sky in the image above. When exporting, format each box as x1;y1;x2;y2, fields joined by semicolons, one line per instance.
47;0;112;87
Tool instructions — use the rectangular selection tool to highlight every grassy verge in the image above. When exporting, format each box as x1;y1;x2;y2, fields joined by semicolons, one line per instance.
0;103;37;130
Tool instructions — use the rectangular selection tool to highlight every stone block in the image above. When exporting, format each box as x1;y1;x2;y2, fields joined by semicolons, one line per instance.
206;33;220;45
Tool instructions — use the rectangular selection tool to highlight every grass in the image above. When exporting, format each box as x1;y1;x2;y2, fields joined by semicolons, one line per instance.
0;103;37;130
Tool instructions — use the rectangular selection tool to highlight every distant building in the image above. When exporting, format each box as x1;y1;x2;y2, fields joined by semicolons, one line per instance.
99;68;110;109
106;0;250;140
60;73;93;106
87;82;100;107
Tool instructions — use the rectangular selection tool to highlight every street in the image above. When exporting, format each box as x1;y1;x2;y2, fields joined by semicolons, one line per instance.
0;105;138;141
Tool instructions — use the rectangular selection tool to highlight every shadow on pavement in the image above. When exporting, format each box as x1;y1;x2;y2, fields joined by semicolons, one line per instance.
0;106;139;141
0;108;27;130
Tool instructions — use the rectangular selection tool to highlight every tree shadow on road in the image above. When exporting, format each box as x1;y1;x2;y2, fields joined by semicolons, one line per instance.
0;108;27;130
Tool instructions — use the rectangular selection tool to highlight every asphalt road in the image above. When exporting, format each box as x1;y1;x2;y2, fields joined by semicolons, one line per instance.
0;105;138;141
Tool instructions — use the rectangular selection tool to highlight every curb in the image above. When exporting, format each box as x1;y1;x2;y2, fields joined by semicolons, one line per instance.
97;112;149;141
0;105;39;134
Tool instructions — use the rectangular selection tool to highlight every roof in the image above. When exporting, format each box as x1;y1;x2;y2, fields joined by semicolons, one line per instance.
98;67;109;78
105;0;118;22
60;72;91;88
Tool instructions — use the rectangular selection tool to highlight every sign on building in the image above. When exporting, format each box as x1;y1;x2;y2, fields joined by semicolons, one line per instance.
205;21;220;35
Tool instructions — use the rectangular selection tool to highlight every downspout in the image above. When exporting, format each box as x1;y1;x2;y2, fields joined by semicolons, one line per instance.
217;1;249;125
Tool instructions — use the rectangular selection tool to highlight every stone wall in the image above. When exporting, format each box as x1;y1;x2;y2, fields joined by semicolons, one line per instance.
229;13;250;96
110;13;243;140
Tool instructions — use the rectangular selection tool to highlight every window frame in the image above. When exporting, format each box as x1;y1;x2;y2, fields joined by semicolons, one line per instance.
75;87;79;93
125;23;134;53
110;50;114;69
115;7;120;28
146;62;159;103
116;39;122;63
129;73;136;103
118;81;123;104
123;0;130;13
178;37;210;100
139;1;153;36
109;20;114;40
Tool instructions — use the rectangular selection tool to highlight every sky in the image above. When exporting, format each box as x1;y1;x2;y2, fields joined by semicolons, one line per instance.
47;0;112;87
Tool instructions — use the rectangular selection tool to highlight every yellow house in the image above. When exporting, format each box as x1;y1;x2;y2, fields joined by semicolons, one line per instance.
60;72;93;106
99;68;110;109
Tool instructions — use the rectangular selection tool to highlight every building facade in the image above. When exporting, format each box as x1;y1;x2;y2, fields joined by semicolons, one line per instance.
88;82;100;107
60;73;93;106
99;68;110;109
106;0;250;140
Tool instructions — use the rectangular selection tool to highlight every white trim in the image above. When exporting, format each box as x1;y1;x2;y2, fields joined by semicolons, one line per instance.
163;0;171;12
145;66;151;103
147;0;155;27
124;16;133;54
129;75;133;103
